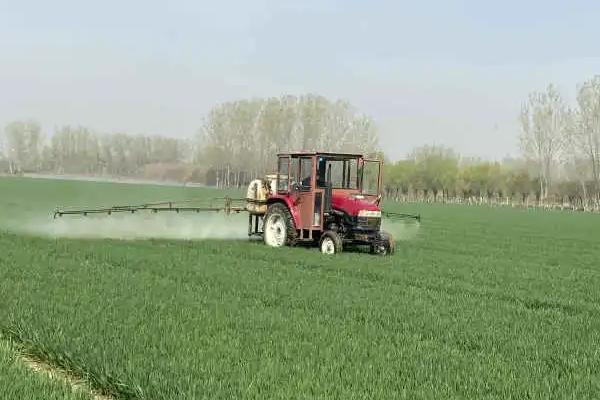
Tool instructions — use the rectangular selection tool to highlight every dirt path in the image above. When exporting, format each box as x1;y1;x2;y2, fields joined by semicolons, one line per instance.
0;334;113;400
20;354;114;400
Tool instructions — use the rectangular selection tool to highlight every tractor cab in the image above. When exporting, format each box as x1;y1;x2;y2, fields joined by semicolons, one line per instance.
258;152;393;254
276;151;381;191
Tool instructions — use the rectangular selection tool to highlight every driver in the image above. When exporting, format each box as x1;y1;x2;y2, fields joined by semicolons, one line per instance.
301;175;311;188
293;157;327;189
316;157;327;187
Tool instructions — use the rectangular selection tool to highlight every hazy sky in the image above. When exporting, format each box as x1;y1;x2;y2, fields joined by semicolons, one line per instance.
1;0;600;160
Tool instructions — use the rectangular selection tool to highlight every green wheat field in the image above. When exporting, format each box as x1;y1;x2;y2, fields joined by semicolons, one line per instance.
1;176;599;399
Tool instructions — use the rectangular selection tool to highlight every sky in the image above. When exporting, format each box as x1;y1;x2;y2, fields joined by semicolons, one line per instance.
1;0;600;161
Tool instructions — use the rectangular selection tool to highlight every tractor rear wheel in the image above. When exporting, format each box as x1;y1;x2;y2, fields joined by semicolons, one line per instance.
263;203;297;248
319;230;343;255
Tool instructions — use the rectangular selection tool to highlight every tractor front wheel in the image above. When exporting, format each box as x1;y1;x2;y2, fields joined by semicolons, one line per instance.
263;203;297;248
370;231;395;255
319;231;343;255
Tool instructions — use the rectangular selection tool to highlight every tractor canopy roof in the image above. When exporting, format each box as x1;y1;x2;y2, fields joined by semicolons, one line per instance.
277;151;364;158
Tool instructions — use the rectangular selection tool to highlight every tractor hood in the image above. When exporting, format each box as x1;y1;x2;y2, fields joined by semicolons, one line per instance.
331;192;380;217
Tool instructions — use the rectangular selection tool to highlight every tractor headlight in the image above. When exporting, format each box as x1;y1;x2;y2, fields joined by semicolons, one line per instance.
358;210;381;218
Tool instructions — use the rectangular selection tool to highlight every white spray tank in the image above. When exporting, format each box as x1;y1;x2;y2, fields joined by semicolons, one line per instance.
246;179;268;214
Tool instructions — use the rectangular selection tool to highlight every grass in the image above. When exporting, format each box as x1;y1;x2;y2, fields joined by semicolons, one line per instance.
1;176;600;399
0;335;91;400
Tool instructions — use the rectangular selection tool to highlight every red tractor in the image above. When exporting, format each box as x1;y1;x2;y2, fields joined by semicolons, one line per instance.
54;151;419;255
245;152;418;255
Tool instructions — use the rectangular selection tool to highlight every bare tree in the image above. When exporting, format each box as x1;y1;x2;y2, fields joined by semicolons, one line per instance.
3;120;43;174
197;94;379;186
519;84;569;201
573;76;600;207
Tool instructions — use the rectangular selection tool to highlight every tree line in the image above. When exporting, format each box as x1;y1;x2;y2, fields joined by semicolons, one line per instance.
1;77;599;211
0;94;378;185
0;122;196;180
382;75;600;211
383;146;573;209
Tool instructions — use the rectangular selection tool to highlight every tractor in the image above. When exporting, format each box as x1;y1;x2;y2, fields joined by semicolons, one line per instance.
246;152;417;254
54;151;420;255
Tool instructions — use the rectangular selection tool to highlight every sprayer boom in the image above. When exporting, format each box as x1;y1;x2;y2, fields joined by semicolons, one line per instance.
381;211;421;222
53;197;248;219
